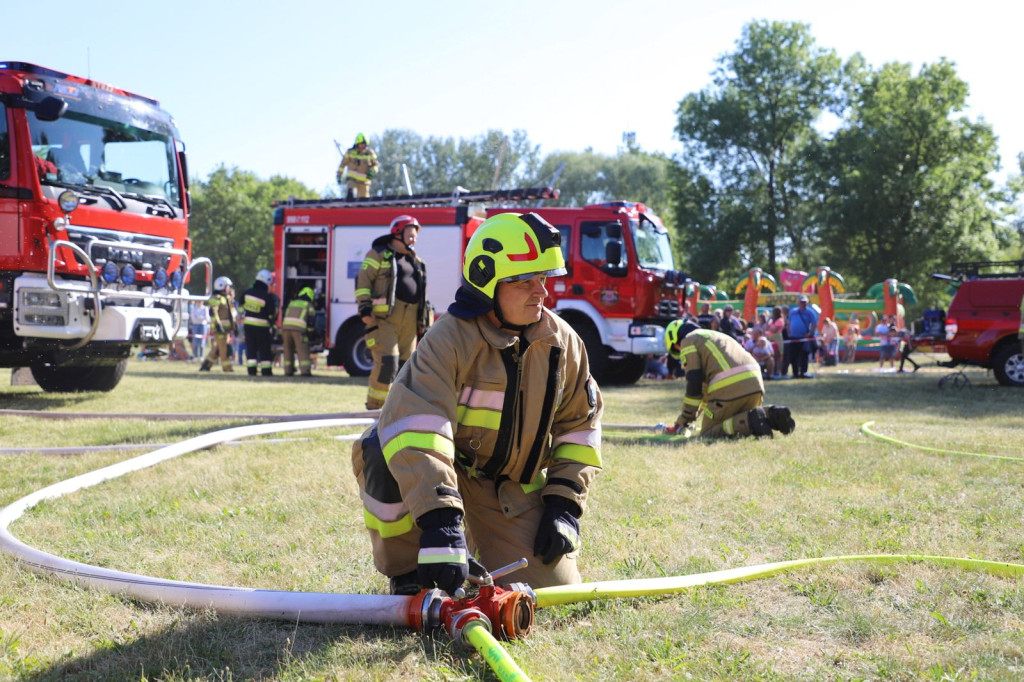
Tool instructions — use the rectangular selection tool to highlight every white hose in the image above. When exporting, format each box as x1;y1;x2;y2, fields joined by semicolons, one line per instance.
0;418;414;624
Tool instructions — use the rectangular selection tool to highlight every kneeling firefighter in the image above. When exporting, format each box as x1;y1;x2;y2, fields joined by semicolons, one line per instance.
355;215;431;409
663;320;795;438
351;212;603;595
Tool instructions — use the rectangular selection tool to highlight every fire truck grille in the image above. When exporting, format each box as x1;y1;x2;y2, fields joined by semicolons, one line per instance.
657;299;681;317
66;226;174;270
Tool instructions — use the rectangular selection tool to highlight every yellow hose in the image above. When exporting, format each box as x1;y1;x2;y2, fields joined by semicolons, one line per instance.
462;619;532;682
535;554;1024;607
860;420;1024;462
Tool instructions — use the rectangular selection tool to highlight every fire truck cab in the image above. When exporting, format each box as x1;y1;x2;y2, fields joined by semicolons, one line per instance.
0;61;209;391
272;188;686;385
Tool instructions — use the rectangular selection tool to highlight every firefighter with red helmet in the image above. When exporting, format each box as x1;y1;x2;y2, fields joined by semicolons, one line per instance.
199;276;237;372
241;269;278;376
663;320;795;438
351;212;603;595
355;215;430;409
337;132;379;199
281;286;316;377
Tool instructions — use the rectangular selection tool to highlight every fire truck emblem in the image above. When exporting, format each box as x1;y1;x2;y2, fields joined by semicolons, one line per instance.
600;289;619;305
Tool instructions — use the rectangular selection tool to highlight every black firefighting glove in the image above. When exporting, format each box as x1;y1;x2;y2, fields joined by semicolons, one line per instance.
533;496;581;565
416;508;468;595
358;304;373;319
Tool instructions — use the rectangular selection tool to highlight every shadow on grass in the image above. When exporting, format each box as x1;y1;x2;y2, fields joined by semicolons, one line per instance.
23;611;467;682
125;368;368;387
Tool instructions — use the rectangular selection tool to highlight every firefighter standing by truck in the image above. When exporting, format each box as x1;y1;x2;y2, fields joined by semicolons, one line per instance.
337;133;379;199
355;215;430;409
281;287;316;377
662;320;796;438
242;269;279;377
200;276;237;372
351;212;603;595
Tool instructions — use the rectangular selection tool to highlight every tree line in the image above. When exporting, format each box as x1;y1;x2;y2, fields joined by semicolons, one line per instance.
189;20;1023;311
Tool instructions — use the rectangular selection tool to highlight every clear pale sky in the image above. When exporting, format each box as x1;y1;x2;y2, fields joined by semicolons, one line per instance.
5;0;1021;194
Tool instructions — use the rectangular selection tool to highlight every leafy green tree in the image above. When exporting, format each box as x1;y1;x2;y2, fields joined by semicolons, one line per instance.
674;20;844;275
189;166;318;291
537;147;675;218
349;129;541;196
815;59;1007;302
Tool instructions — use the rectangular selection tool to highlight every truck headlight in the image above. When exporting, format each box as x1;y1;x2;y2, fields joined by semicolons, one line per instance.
629;324;661;338
22;291;63;308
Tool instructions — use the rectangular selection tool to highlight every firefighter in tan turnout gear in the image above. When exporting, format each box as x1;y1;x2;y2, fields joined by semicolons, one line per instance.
663;320;795;438
337;132;379;199
199;276;237;372
281;287;316;376
355;215;430;409
351;212;603;596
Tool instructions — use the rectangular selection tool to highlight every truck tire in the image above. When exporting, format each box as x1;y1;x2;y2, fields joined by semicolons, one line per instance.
572;320;610;384
604;354;647;385
30;359;128;393
336;323;373;377
991;344;1024;387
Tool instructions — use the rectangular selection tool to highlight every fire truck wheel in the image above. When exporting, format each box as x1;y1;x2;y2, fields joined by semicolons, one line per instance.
571;319;609;384
991;344;1024;387
30;359;128;393
604;354;647;386
336;324;373;377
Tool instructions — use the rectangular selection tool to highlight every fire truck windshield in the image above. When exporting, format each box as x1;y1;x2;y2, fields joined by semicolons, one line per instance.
30;109;181;210
632;215;675;271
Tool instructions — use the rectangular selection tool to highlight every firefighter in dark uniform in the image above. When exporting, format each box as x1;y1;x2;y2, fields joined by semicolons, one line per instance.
355;215;430;409
242;269;278;376
281;286;315;377
662;320;796;438
337;132;379;199
200;275;237;372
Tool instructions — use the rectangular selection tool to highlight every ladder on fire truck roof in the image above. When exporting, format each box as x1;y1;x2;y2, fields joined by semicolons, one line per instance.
273;186;559;210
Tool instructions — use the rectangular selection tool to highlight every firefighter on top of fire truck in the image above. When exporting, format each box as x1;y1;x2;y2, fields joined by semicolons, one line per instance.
351;212;603;596
662;320;795;439
241;269;279;377
281;287;316;377
200;276;237;372
337;132;379;199
355;215;431;409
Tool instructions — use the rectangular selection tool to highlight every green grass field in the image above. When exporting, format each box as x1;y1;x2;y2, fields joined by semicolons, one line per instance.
1;357;1023;681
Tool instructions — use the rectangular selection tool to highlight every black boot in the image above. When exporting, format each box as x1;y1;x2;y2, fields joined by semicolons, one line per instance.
747;407;774;438
389;570;421;596
767;405;796;435
248;367;257;376
198;360;212;372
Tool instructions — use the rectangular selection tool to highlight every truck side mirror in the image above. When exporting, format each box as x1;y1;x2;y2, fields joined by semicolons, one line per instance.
605;240;622;267
34;96;68;122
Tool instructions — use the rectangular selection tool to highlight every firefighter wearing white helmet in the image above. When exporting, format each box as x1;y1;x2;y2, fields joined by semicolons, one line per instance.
355;215;430;409
337;132;379;199
199;275;237;372
281;286;316;377
662;319;795;438
241;269;278;376
351;212;603;596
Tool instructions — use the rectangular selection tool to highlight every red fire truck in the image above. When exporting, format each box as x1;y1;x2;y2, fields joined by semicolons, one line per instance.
271;188;686;384
0;62;209;392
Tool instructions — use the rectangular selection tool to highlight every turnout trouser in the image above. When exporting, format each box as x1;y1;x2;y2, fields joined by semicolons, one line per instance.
364;300;418;409
351;428;580;589
281;328;311;375
698;392;765;438
203;331;234;370
244;325;274;376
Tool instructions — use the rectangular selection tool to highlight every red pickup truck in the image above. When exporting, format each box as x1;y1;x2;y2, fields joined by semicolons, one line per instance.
934;260;1024;387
